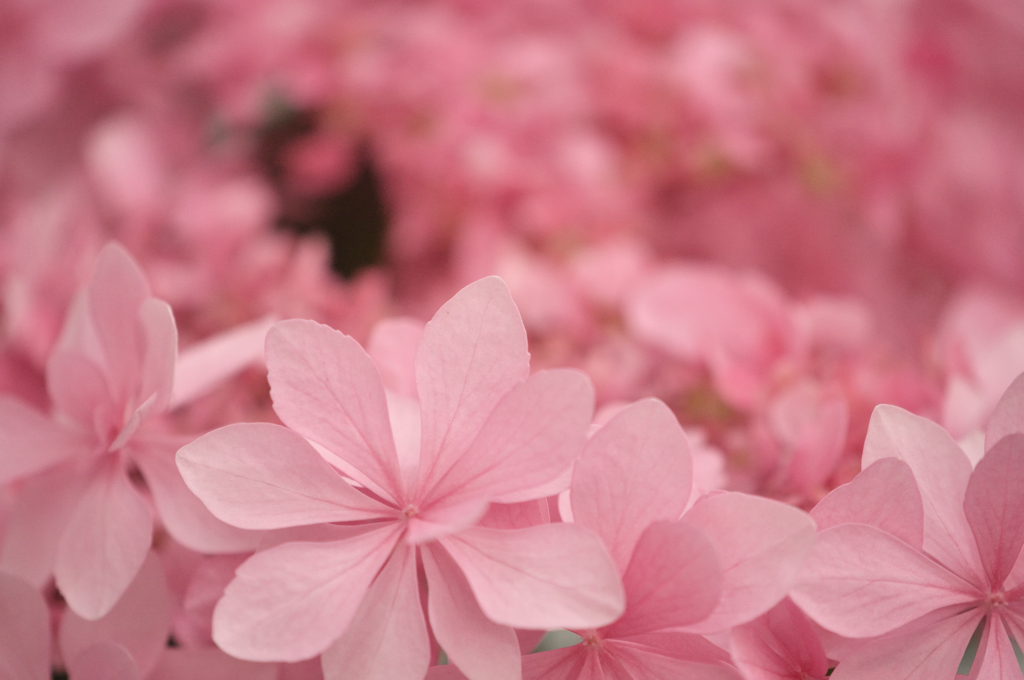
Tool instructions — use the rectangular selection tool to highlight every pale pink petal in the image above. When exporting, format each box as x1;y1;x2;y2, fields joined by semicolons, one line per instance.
441;524;625;630
862;405;982;582
730;599;830;680
425;369;594;508
55;461;153;620
0;573;50;680
614;631;733;665
137;299;177;414
66;644;141;680
212;524;401;661
682;493;815;633
986;371;1024;451
607;522;722;638
478;500;550;530
603;638;742;680
416;277;530;495
571;398;692;572
321;541;429;680
108;393;157;452
0;397;93;486
422;544;520;680
170;316;275;410
45;351;112;432
810;458;924;550
148;648;277;680
0;463;90;587
132;443;262;553
266;319;403;503
964;434;1024;590
59;552;170;677
520;646;590;680
86;243;150;405
829;609;979;680
406;500;490;544
791;524;977;638
367;317;424;399
177;422;391;530
973;616;1022;680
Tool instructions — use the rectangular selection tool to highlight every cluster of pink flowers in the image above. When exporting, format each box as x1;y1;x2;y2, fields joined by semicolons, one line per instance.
1;0;1024;677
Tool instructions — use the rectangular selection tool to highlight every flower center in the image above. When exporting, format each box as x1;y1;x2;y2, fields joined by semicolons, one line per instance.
988;591;1008;609
580;630;603;650
403;505;419;519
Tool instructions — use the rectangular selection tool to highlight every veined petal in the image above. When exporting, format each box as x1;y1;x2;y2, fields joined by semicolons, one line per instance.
0;573;50;680
321;542;429;680
170;315;274;410
266;319;403;503
177;422;391;530
791;524;978;638
424;369;593;509
212;524;401;661
811;457;924;550
422;543;521;680
963;434;1024;589
0;396;93;486
571;399;692;573
829;608;980;680
603;638;742;680
59;552;170;678
973;615;1023;680
416;277;530;496
862;405;982;582
607;522;722;638
133;442;262;553
730;599;830;680
986;371;1024;451
136;298;177;414
682;493;815;633
55;460;153;620
441;524;624;630
367;317;424;399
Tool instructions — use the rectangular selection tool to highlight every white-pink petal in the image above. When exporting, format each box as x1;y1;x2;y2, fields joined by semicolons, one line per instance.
212;524;401;661
682;493;815;633
571;398;692;573
791;524;977;638
55;461;153;620
177;422;391;530
422;543;520;680
136;298;177;414
266;319;403;503
321;542;430;680
425;369;593;509
441;524;625;630
416;277;530;495
0;573;50;680
862;405;982;583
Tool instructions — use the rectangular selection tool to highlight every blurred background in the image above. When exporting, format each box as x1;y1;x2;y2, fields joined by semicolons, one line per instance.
3;0;1023;505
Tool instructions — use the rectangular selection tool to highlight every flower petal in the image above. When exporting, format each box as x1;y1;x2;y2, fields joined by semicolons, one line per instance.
570;398;692;573
441;524;625;630
682;493;815;633
321;541;429;680
212;524;401;661
0;396;93;486
973;615;1023;680
136;298;177;414
266;319;403;502
606;521;722;638
177;422;391;530
829;608;979;680
964;434;1024;590
55;461;153;620
59;552;170;678
425;369;594;508
416;277;530;495
791;524;977;638
862;404;982;582
367;317;424;399
0;573;50;680
133;442;262;553
66;644;142;680
811;457;924;550
422;543;520;680
170;316;274;410
148;648;277;680
602;638;742;680
986;371;1024;451
730;599;830;680
45;350;112;432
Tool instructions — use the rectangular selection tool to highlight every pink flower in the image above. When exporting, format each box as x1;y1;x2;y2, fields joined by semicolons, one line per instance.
177;277;625;680
0;243;261;620
730;598;831;680
791;374;1024;679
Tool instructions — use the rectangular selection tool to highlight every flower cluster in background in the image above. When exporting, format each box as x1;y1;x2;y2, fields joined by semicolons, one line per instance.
1;0;1023;678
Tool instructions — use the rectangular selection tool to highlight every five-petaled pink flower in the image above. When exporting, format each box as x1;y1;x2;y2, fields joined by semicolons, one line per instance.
793;373;1024;679
177;276;626;680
